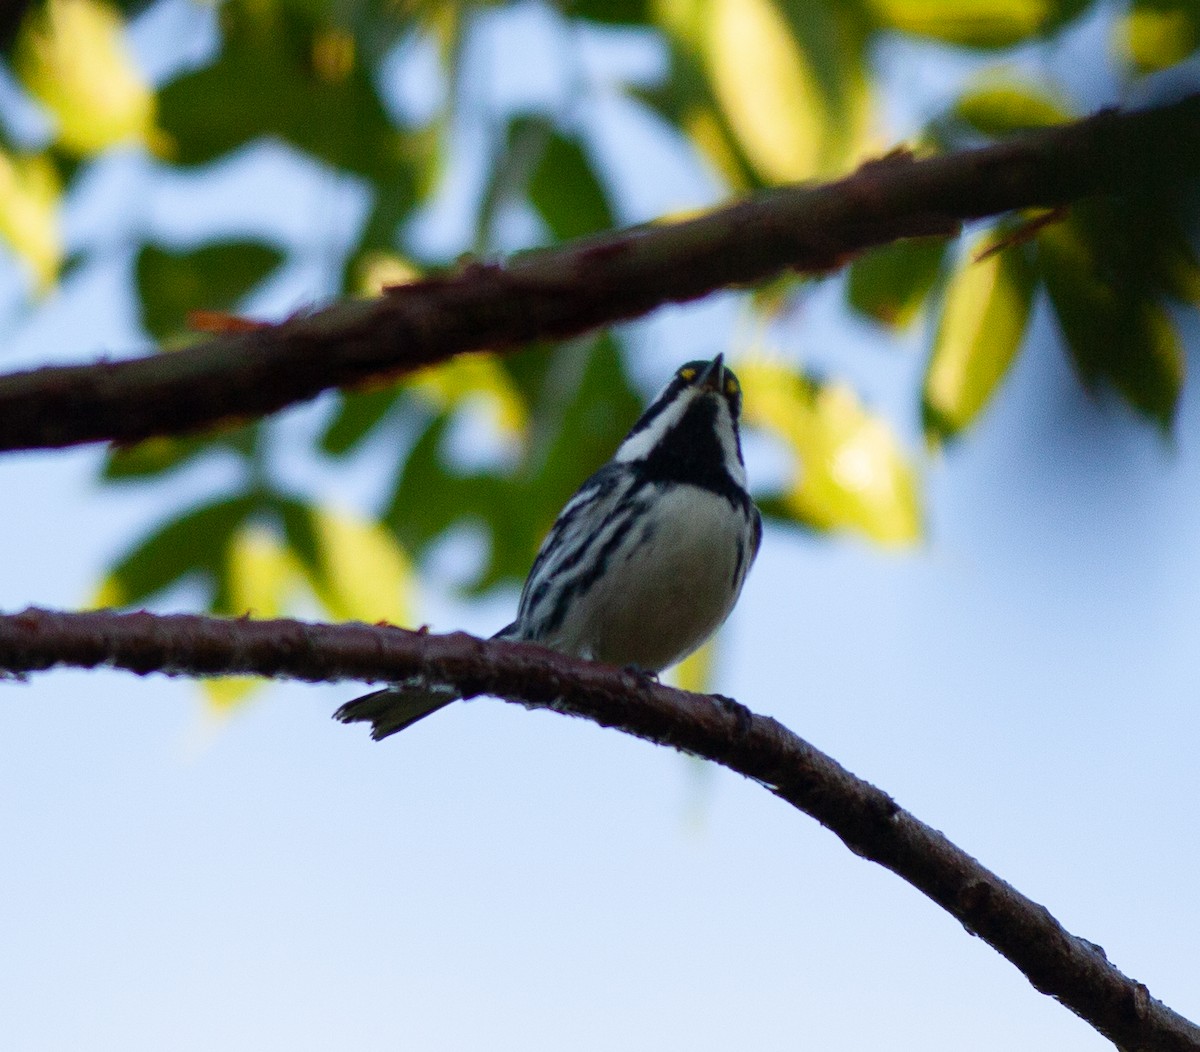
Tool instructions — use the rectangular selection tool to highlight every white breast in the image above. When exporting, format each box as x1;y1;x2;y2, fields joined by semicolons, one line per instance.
546;484;752;672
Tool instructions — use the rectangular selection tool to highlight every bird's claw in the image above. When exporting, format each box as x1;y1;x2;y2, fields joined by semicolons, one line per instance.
622;664;660;689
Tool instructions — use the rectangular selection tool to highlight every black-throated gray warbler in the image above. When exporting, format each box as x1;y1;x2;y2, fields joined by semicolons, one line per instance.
335;353;761;739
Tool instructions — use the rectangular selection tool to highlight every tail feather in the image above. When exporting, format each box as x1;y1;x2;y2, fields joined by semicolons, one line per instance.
337;625;522;740
334;683;459;740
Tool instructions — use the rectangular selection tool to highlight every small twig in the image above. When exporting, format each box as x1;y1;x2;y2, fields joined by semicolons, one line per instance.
974;206;1069;262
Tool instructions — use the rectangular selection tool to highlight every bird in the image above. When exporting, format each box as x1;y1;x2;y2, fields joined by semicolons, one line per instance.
335;353;761;739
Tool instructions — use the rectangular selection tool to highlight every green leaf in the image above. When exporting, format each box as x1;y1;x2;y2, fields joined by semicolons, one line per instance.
103;424;259;480
476;115;613;247
136;241;284;341
954;81;1072;136
865;0;1092;47
1037;204;1188;426
848;237;948;329
157;2;415;192
521;334;643;525
528;125;615;242
633;30;761;192
95;495;259;608
923;239;1035;441
572;0;652;23
385;411;509;576
273;495;325;586
320;386;404;456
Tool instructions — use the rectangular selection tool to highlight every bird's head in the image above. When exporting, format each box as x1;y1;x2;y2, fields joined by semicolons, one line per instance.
614;354;748;493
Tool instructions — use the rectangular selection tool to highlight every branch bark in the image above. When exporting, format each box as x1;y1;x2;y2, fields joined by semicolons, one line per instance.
1;606;1196;1052
1;95;1197;453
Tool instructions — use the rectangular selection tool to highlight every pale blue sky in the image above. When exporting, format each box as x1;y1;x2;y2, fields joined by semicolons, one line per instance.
2;3;1199;1050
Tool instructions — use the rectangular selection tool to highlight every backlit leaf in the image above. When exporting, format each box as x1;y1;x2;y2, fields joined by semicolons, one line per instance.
305;508;414;625
0;149;61;291
954;81;1071;136
924;238;1035;441
204;521;303;709
865;0;1090;47
528;125;614;242
385;335;642;592
16;0;158;156
705;0;823;181
157;2;413;190
669;637;716;694
408;354;529;442
320;386;404;456
739;357;922;546
1121;1;1200;73
103;425;258;480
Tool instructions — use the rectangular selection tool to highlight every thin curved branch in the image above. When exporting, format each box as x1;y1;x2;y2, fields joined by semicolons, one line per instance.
1;95;1198;453
0;606;1196;1052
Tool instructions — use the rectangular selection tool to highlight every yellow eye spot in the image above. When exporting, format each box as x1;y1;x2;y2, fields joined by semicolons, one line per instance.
679;367;697;381
725;377;739;396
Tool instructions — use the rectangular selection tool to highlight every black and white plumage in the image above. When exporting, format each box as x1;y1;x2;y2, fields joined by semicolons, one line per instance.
335;354;762;739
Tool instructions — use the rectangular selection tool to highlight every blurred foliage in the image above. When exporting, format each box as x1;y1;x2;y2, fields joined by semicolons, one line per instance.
136;241;284;341
0;147;60;290
0;0;1197;701
17;0;159;156
923;235;1036;442
740;356;923;546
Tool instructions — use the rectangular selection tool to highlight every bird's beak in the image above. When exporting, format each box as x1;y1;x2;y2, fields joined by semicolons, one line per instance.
698;353;725;392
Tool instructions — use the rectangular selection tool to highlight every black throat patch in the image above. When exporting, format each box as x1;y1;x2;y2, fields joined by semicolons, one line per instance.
638;396;747;508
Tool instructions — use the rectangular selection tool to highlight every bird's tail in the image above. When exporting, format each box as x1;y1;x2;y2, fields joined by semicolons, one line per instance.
335;622;522;740
333;682;460;740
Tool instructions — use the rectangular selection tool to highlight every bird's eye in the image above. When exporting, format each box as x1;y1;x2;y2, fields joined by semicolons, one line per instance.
725;377;739;396
679;367;697;381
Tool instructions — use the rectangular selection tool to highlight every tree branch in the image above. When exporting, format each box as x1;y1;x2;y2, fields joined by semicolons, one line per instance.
1;95;1197;453
1;606;1196;1052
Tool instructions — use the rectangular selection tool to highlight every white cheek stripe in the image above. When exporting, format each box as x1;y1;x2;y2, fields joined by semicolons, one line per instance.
614;394;690;463
714;401;747;489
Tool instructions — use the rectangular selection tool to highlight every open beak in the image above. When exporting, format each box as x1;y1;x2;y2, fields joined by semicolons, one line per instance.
697;353;725;392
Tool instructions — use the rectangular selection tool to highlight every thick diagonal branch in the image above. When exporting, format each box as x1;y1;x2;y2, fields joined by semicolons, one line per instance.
0;606;1196;1052
1;95;1198;453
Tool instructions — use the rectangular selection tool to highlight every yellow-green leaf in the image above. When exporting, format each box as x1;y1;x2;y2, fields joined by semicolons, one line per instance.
16;0;159;156
204;522;304;710
866;0;1085;47
1120;3;1200;73
924;239;1035;441
702;0;827;182
354;251;421;296
740;358;922;547
305;509;414;626
954;80;1071;136
409;354;528;441
669;637;717;694
0;150;61;291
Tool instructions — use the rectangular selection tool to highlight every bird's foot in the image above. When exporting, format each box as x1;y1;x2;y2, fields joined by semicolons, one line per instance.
622;664;660;689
